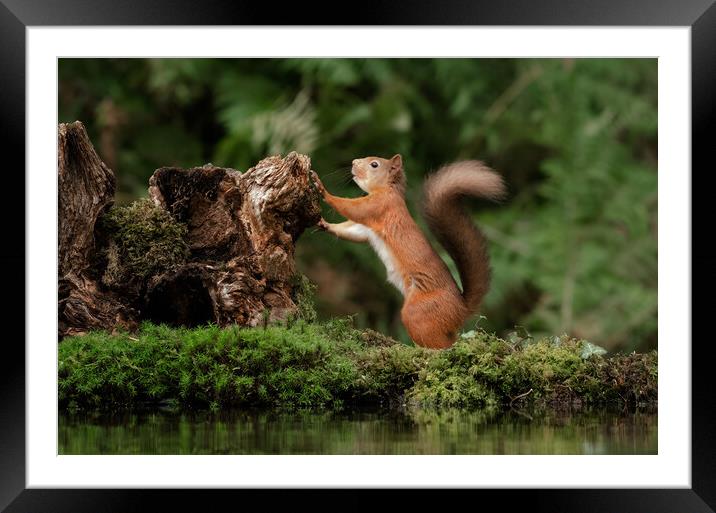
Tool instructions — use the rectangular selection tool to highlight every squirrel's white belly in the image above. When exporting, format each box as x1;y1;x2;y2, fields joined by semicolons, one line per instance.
348;223;405;296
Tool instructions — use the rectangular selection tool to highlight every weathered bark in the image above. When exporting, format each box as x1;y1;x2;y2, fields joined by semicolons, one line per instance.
146;154;320;327
58;121;321;339
58;121;116;277
58;121;136;338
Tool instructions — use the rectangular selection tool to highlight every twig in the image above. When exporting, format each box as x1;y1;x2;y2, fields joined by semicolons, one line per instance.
509;388;533;407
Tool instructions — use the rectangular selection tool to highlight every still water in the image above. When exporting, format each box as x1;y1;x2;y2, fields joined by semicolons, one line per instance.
59;407;656;455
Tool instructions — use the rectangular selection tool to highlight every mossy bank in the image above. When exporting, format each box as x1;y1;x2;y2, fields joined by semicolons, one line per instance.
59;319;657;412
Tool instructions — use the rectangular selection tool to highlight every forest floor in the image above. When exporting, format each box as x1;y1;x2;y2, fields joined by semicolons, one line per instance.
59;317;657;412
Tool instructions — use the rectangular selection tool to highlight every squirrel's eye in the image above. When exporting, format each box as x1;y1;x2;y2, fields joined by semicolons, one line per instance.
370;161;379;169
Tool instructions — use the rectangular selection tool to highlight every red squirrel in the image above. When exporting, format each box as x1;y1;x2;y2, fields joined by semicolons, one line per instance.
311;155;505;349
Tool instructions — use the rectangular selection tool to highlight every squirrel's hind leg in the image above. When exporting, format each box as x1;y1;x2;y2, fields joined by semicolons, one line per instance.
401;291;464;349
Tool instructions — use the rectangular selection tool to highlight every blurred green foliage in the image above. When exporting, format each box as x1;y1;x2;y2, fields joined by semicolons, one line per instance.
59;58;657;351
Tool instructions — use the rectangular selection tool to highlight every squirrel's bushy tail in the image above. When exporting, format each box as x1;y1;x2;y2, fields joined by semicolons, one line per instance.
422;161;506;313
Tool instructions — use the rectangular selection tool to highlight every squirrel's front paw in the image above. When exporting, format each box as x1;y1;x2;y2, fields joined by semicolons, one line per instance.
317;218;329;231
310;171;326;194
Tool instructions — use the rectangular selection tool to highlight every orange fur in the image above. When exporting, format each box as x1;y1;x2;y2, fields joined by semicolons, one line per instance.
313;155;505;349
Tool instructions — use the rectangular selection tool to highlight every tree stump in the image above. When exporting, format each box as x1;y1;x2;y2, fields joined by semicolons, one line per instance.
58;122;136;338
57;121;321;339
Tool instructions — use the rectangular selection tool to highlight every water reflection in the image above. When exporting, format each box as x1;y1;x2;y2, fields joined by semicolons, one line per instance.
59;407;657;455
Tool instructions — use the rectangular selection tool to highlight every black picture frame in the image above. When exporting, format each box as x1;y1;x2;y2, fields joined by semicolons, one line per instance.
2;1;713;511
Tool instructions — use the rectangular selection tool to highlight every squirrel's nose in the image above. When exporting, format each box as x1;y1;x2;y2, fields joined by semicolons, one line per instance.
352;159;359;166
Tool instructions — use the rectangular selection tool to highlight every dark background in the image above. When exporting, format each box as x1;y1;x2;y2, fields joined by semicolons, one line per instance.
58;57;658;352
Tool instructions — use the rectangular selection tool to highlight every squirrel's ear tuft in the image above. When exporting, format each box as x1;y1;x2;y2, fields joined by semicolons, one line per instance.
390;154;403;170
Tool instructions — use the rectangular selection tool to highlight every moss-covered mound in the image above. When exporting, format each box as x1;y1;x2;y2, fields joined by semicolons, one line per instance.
59;320;657;412
99;199;190;288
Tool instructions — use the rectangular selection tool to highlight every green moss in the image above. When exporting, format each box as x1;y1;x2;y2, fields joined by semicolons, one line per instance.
567;351;658;405
289;273;318;323
59;322;657;411
99;199;190;287
355;344;430;403
408;334;589;408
